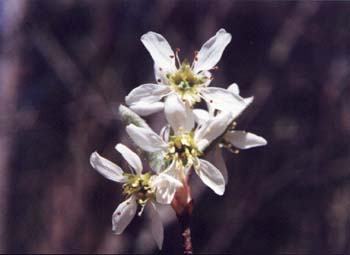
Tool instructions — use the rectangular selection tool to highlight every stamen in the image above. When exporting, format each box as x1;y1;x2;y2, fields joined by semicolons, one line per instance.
231;121;237;129
191;51;199;68
166;62;204;105
165;131;202;170
138;204;146;216
193;158;200;170
175;48;181;67
220;142;240;155
231;149;240;154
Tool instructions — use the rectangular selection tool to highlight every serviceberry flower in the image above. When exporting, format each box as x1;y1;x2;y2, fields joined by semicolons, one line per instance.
90;28;268;253
125;29;249;116
125;95;234;195
193;83;267;183
90;143;181;249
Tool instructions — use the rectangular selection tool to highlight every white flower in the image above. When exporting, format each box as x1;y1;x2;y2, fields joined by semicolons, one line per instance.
193;83;267;184
125;29;248;116
126;95;235;196
89;143;182;249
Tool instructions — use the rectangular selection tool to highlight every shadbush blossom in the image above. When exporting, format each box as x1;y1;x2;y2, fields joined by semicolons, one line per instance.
125;29;250;117
194;83;267;146
90;143;181;248
193;83;267;182
89;29;267;251
126;93;235;195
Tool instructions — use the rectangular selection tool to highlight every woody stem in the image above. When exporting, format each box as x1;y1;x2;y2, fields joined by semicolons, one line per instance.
176;201;193;255
172;166;194;254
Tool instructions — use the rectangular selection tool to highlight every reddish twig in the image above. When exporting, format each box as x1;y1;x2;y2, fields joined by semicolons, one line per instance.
172;176;194;254
177;200;193;255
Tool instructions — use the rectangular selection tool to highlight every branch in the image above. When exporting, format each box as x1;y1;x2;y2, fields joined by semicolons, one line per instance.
176;200;193;255
172;175;194;254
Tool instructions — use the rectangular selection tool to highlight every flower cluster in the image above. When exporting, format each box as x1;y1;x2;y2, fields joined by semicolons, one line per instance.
90;29;267;249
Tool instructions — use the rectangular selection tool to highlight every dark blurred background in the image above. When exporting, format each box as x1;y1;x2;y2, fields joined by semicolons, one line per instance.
0;0;349;254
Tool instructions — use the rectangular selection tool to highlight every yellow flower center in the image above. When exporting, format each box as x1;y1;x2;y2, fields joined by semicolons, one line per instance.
165;131;202;168
122;172;154;206
167;63;207;106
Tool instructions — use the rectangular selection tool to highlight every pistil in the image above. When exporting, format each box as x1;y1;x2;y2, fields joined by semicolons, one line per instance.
167;63;207;105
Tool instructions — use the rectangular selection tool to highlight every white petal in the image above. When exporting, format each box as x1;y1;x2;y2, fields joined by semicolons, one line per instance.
129;101;164;116
152;162;182;204
160;174;182;189
90;152;127;183
154;63;169;85
126;124;168;152
115;143;143;175
112;196;137;234
184;104;195;131
205;145;229;184
196;139;210;153
141;31;176;73
159;159;178;179
153;175;178;205
195;111;234;151
148;202;164;249
206;100;216;117
227;83;240;95
193;29;232;73
164;94;194;133
195;159;225;195
244;96;254;105
224;130;267;149
125;83;171;105
193;109;210;126
200;87;252;119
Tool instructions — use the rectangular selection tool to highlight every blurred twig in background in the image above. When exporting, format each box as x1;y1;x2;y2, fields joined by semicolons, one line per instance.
0;0;27;252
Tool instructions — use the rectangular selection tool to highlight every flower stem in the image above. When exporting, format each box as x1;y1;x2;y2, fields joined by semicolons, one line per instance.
172;168;194;254
177;201;193;255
